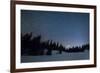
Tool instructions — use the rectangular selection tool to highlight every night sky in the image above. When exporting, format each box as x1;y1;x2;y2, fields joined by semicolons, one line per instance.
21;10;89;48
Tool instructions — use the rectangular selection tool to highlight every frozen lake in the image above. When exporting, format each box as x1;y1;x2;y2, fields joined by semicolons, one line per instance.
21;50;89;63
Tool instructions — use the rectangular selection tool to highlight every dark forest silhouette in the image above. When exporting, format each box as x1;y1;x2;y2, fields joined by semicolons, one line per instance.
21;32;89;56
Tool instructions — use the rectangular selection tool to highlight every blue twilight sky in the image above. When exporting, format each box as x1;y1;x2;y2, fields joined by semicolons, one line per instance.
21;10;89;48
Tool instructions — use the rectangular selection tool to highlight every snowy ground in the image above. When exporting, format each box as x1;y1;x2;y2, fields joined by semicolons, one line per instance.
21;50;89;63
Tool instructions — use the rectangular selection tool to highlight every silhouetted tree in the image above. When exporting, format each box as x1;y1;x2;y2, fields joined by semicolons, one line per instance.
21;32;32;55
21;32;89;56
64;44;89;53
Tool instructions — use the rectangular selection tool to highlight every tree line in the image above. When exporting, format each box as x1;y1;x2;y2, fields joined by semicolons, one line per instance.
21;32;89;56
